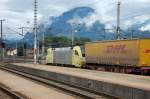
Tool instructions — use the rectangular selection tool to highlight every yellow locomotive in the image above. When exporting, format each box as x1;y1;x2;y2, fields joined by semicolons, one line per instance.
46;46;84;68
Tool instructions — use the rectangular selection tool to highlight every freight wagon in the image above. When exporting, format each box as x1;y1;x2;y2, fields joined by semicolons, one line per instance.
46;46;84;68
85;39;150;73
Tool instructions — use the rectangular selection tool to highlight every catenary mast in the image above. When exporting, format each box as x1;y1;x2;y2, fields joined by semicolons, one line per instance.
33;0;38;64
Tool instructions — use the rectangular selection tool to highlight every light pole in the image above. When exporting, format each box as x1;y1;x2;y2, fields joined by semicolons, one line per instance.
71;23;81;47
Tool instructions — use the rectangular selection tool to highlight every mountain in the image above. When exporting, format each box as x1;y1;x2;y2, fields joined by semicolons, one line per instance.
48;7;115;40
23;32;34;46
19;7;150;47
25;7;111;41
121;19;150;39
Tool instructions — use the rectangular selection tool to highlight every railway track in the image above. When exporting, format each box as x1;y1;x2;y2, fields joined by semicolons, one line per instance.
0;64;115;99
3;58;150;76
3;58;34;63
0;84;25;99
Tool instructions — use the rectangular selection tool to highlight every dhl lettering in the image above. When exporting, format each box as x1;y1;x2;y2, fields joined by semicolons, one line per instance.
106;44;127;53
144;49;150;53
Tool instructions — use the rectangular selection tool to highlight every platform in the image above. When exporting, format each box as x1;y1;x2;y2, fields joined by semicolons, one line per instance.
0;69;77;99
3;63;150;99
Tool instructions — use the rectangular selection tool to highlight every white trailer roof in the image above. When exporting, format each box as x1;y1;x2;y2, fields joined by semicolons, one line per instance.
54;47;72;51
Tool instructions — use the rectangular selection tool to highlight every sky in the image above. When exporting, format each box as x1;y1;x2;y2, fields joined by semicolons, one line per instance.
0;0;150;39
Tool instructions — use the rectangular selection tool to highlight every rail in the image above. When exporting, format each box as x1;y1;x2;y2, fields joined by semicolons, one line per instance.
0;84;25;99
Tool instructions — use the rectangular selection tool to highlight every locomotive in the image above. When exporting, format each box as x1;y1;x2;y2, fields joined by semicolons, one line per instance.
46;46;84;68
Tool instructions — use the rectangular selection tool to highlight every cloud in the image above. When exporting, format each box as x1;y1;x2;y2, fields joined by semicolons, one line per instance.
67;12;101;28
0;0;150;39
82;13;100;28
141;24;150;31
67;0;150;30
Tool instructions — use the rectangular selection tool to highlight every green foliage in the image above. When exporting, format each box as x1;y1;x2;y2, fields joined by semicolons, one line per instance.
42;35;91;47
44;35;71;47
74;37;91;45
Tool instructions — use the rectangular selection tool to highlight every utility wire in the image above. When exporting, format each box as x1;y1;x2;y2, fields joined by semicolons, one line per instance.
124;6;150;16
121;11;150;20
6;27;20;34
103;9;150;25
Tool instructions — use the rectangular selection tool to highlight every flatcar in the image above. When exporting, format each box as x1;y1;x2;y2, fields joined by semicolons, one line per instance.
85;38;150;74
46;46;85;68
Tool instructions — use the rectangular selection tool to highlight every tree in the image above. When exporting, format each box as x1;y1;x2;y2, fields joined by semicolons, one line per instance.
40;35;91;48
75;37;91;45
44;35;71;47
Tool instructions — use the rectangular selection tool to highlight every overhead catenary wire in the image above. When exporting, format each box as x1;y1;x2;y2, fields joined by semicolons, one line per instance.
121;11;150;20
103;8;150;25
73;0;116;10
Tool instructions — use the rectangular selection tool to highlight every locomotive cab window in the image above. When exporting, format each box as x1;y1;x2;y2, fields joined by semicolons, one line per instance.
75;50;79;56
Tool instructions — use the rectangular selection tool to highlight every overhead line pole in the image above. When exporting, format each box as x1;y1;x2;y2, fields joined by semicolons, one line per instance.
116;0;121;40
33;0;38;64
41;28;45;57
18;27;24;36
71;27;74;47
18;27;25;62
0;20;4;44
0;19;5;62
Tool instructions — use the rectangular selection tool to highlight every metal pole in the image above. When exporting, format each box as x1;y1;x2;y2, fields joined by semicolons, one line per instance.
0;20;3;44
71;23;76;47
24;40;27;62
37;39;39;59
116;0;121;39
0;20;2;62
34;0;38;64
42;31;45;56
103;29;106;40
16;41;18;57
19;27;25;62
36;28;40;61
13;40;18;63
0;20;5;62
71;29;74;47
128;28;134;39
131;30;134;39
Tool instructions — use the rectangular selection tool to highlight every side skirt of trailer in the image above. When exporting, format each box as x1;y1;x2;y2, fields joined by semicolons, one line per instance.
86;63;150;75
141;67;150;75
